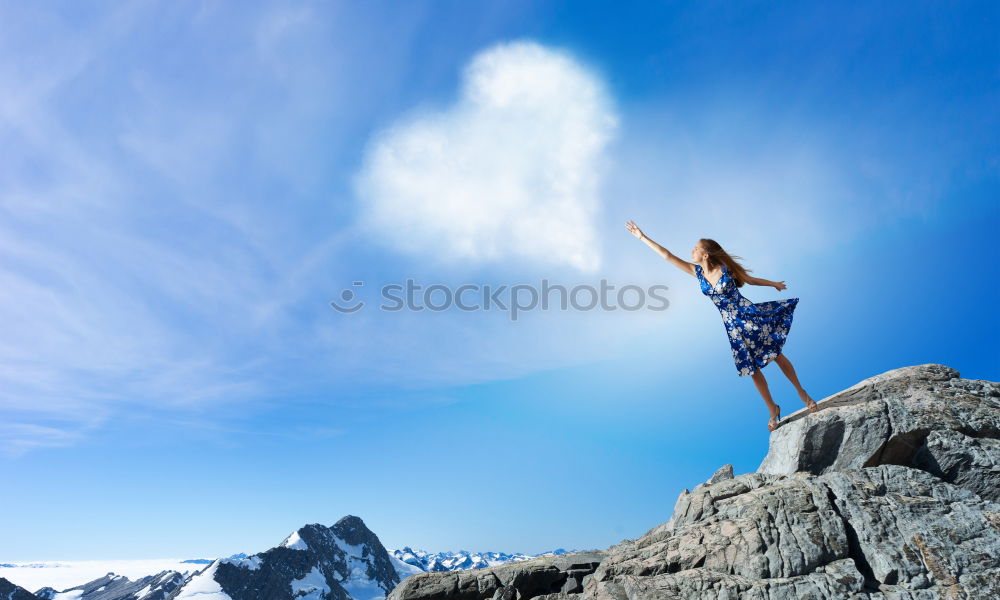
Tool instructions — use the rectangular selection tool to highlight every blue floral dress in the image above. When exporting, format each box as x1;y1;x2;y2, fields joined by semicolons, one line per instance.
695;264;798;376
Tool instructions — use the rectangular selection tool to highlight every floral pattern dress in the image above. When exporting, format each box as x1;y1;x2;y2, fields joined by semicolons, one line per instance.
695;264;798;376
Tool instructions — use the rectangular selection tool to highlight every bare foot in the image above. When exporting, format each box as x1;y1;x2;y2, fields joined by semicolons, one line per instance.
798;390;818;413
767;403;781;432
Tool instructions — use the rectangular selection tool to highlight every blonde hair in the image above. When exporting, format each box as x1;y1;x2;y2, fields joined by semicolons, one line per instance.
698;238;753;288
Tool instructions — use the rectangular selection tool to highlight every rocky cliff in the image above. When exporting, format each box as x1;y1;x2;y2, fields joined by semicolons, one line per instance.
386;364;1000;600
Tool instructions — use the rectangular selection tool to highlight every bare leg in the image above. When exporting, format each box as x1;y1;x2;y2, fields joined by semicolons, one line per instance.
751;369;781;431
774;352;818;413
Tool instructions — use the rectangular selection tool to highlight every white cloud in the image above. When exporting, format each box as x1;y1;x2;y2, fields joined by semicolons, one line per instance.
354;40;618;273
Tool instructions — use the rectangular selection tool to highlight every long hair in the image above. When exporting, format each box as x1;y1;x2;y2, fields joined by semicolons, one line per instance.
699;238;753;288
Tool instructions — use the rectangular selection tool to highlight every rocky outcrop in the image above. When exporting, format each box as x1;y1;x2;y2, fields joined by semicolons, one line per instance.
756;364;1000;483
387;552;606;600
386;364;1000;600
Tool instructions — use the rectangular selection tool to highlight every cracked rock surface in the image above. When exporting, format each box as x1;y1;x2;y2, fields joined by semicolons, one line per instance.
387;364;1000;600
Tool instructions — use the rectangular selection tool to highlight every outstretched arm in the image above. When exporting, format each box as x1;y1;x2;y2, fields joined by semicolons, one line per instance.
745;275;788;291
625;220;696;277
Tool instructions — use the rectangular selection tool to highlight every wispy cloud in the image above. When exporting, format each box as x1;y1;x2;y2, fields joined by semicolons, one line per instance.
0;3;370;457
0;421;100;459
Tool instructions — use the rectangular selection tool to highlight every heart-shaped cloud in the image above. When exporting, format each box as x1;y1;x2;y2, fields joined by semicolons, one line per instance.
354;39;618;272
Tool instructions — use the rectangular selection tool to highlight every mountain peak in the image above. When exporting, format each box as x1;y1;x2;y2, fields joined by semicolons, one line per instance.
169;516;401;600
334;514;366;527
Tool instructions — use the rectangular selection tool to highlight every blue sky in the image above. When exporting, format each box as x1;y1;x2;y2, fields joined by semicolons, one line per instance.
1;0;998;561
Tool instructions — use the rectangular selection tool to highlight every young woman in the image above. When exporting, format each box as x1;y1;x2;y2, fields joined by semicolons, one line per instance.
625;220;819;431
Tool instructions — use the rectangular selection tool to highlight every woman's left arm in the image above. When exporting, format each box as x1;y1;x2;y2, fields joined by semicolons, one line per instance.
746;275;787;291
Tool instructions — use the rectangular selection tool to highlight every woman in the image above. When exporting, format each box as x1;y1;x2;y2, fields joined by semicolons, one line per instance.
625;220;818;431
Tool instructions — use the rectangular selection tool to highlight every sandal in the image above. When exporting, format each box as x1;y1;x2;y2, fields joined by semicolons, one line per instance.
767;403;781;432
802;394;819;413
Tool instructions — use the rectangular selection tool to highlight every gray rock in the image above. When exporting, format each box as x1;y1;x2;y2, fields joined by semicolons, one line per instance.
709;463;734;483
384;363;1000;600
386;552;605;600
913;428;1000;502
578;464;1000;599
818;466;999;593
756;364;1000;479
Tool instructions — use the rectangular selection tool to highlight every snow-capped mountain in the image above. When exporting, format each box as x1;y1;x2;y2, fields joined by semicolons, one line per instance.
387;547;573;573
3;516;572;600
34;571;186;600
0;559;208;594
167;515;399;600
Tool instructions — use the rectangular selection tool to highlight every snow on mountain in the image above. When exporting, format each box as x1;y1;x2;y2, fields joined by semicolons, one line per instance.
385;555;423;583
172;559;230;600
162;515;400;600
32;570;186;600
0;561;202;597
279;531;308;551
387;547;574;573
2;519;572;600
290;566;329;600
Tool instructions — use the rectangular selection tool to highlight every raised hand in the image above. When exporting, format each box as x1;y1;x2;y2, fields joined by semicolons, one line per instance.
625;219;645;240
774;281;787;291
